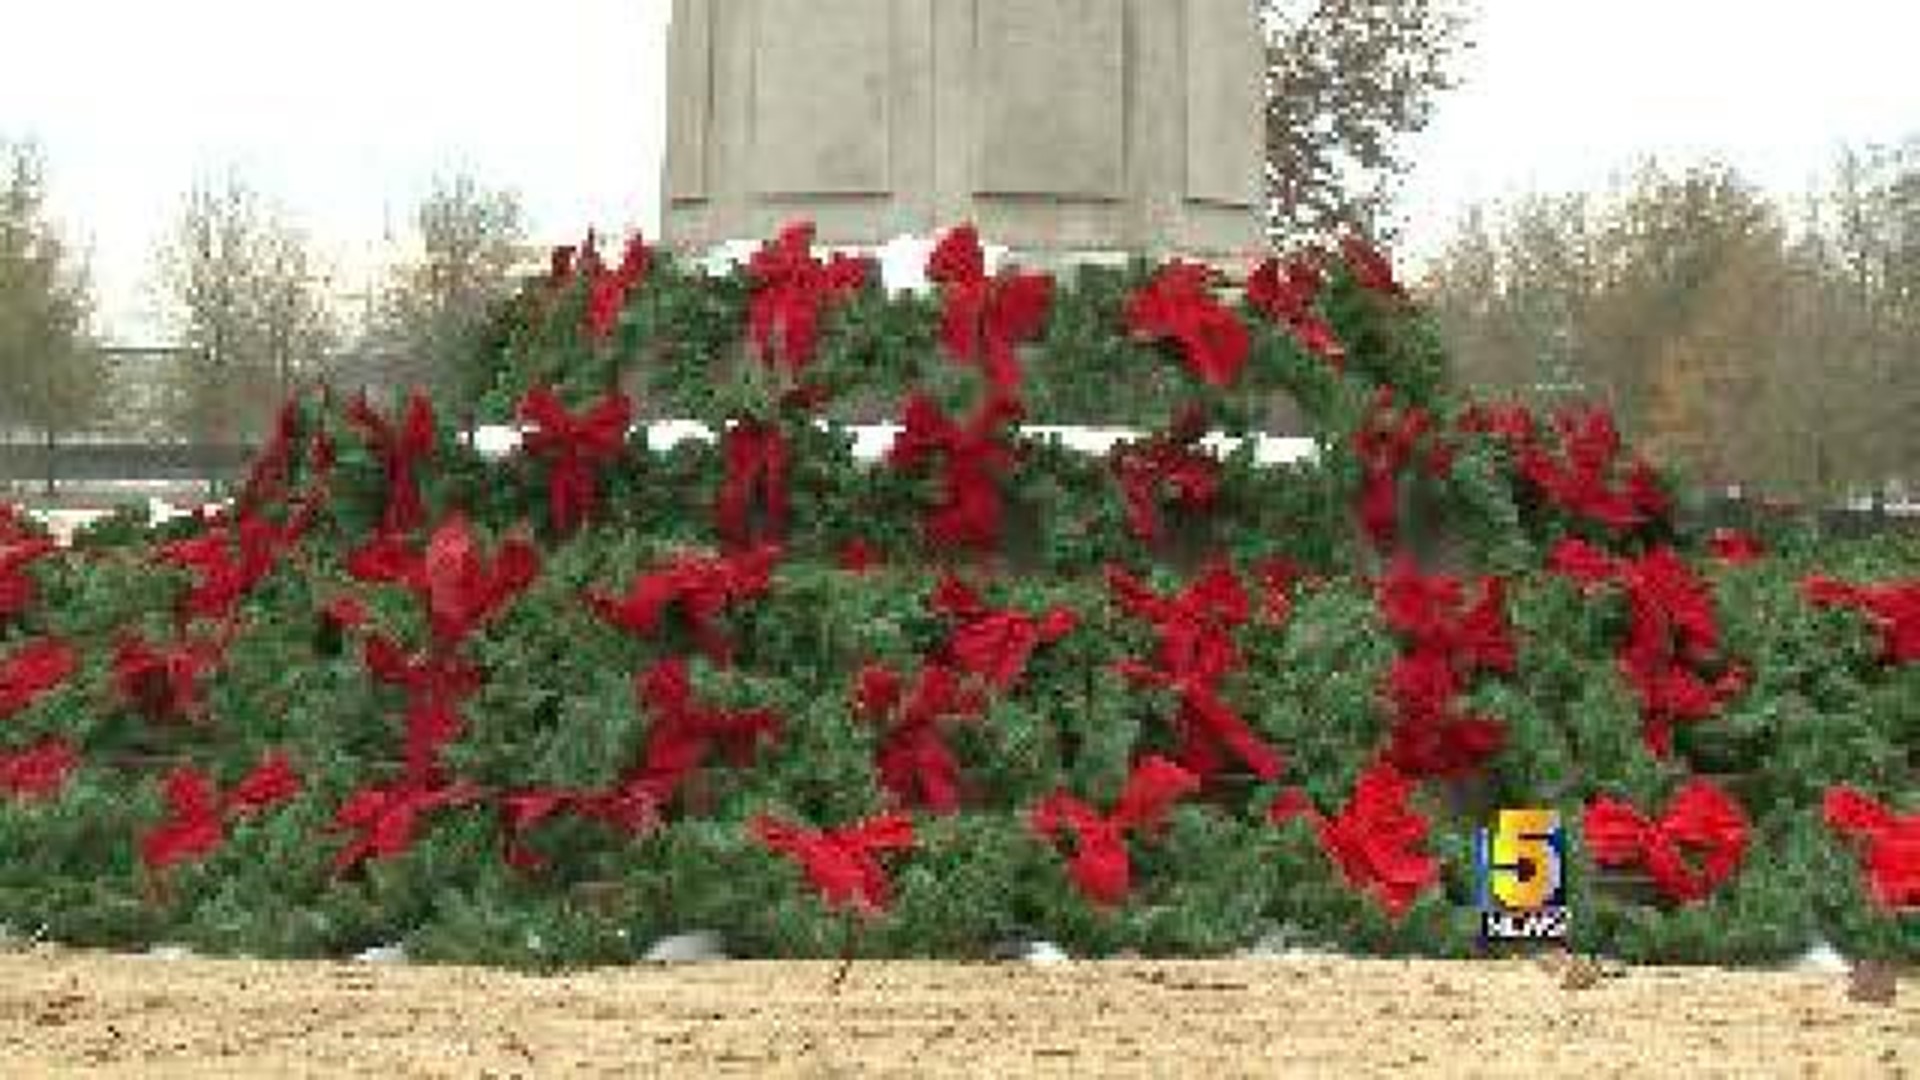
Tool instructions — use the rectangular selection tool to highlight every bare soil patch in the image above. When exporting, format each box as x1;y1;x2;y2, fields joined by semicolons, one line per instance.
0;948;1911;1077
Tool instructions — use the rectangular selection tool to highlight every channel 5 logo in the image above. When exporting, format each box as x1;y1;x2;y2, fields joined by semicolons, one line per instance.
1476;808;1570;943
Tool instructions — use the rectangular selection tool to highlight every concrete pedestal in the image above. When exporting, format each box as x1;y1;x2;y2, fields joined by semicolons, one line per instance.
661;0;1267;266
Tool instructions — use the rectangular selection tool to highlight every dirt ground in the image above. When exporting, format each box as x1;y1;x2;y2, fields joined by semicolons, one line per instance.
0;947;1910;1078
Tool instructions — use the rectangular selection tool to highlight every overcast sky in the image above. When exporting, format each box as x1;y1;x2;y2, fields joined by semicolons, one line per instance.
2;0;1917;343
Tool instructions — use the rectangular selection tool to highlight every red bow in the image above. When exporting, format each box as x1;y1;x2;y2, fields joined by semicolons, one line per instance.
853;662;985;813
1116;659;1286;782
0;737;79;801
887;394;1020;550
364;634;484;783
926;225;1053;400
1352;389;1433;550
1546;537;1621;592
0;637;77;720
1604;548;1743;757
497;785;662;872
1110;410;1220;542
140;752;302;872
1823;786;1920;910
837;538;881;574
1583;780;1749;904
1107;562;1248;682
1804;575;1920;666
155;512;298;623
1108;562;1264;783
1707;529;1763;565
238;399;298;513
928;575;1077;692
518;386;633;535
716;422;791;549
1375;560;1513;778
0;535;56;623
1340;235;1406;297
112;633;222;725
588;545;778;666
1124;261;1250;388
329;779;482;875
1245;256;1345;368
141;768;225;871
630;658;782;808
548;243;576;286
1513;407;1669;531
1030;755;1199;907
1267;760;1439;918
746;221;868;373
1376;560;1515;674
347;392;437;536
751;812;916;916
584;232;651;340
351;515;540;651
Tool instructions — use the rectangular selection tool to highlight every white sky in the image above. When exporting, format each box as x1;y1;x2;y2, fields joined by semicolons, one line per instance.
2;0;1916;343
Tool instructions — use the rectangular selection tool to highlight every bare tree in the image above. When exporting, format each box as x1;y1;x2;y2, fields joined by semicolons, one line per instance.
359;173;528;416
154;174;337;447
1260;0;1477;245
0;139;110;492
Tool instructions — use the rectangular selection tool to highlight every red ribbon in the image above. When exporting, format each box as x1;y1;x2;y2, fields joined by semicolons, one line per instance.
1116;660;1285;782
417;515;541;649
1510;406;1670;531
1029;755;1199;908
1823;786;1920;910
584;232;651;341
1553;547;1742;757
140;752;302;872
329;779;482;875
0;535;56;623
887;394;1020;550
347;391;436;537
746;221;868;373
1124;261;1250;388
1374;560;1514;778
587;545;778;666
629;658;781;809
155;512;298;624
1107;562;1248;684
1268;760;1439;918
1340;235;1406;297
751;812;916;916
853;662;985;814
1352;389;1433;551
716;422;791;549
928;575;1077;692
518;386;633;535
1583;779;1750;904
112;633;223;725
0;737;78;801
1110;409;1221;542
238;399;300;514
497;785;662;872
0;637;77;721
1804;574;1920;666
1245;256;1345;368
364;634;484;783
927;225;1054;401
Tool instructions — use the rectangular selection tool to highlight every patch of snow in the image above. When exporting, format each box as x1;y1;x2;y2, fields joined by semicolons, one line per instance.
352;943;408;965
1788;937;1850;975
143;944;195;961
643;930;727;964
1020;940;1071;966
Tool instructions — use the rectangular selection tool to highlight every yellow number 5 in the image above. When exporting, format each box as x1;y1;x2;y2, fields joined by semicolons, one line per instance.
1490;809;1559;910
